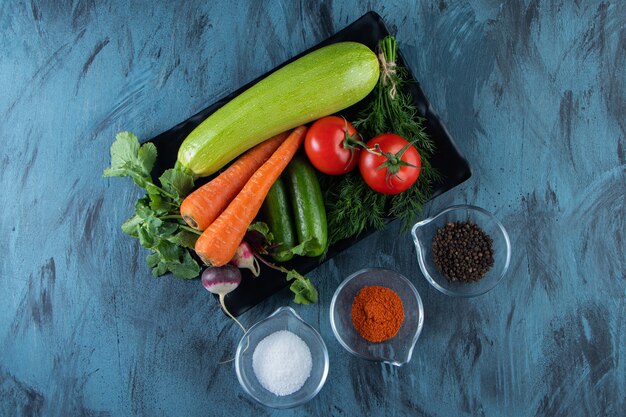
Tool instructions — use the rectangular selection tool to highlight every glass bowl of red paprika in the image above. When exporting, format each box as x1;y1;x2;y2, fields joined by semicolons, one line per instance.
329;268;424;366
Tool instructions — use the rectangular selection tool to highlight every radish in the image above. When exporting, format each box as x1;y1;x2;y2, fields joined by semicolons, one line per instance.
230;242;260;277
201;265;246;332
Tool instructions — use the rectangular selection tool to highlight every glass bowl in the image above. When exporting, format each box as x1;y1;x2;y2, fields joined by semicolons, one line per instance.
235;306;329;409
329;268;424;366
411;204;511;297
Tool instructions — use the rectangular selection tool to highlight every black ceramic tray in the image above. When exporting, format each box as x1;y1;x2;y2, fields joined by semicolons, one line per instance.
149;12;471;316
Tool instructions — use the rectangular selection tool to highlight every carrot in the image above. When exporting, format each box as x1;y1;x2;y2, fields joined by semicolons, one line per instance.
180;132;289;230
194;126;308;266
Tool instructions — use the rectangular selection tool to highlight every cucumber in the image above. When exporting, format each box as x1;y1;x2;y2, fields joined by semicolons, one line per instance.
262;177;297;262
178;42;379;177
285;156;328;257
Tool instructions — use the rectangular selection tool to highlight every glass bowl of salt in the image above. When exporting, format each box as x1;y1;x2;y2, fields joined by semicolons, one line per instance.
235;306;329;408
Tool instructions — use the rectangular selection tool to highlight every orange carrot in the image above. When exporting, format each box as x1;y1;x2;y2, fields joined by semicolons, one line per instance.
194;126;308;266
180;132;289;230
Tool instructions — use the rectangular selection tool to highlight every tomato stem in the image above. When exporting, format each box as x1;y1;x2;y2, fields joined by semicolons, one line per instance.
341;117;368;170
373;142;419;187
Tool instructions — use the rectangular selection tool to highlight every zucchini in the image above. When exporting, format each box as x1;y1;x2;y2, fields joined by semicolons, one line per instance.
285;155;327;257
178;42;379;177
262;177;297;262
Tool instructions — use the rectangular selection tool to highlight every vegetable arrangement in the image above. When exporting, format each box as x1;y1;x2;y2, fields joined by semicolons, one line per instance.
104;35;439;324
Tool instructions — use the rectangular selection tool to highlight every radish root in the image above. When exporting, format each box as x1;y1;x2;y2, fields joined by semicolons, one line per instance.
219;294;246;333
216;294;250;365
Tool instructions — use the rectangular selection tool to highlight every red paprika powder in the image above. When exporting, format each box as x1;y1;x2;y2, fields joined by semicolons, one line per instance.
351;285;404;342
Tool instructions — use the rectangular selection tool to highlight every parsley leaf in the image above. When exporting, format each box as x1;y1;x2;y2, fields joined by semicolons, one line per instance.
275;238;313;259
247;221;272;239
103;132;156;188
160;168;194;204
287;270;318;304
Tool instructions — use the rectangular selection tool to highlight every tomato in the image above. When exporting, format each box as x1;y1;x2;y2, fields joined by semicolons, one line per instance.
304;116;361;175
359;133;421;195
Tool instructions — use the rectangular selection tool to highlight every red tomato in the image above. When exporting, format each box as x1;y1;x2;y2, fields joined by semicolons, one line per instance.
304;116;361;175
359;133;421;194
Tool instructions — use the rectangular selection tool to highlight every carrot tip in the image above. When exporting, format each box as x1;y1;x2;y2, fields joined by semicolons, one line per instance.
183;214;199;229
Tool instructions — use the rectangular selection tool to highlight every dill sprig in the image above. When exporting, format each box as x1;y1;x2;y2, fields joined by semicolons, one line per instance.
321;172;387;244
324;36;441;244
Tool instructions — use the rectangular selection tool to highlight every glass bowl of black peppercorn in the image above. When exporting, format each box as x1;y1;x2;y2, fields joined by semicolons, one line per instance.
411;205;511;297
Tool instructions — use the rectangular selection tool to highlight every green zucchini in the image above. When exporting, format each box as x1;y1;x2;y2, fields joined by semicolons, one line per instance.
178;42;379;177
262;177;297;262
285;155;327;257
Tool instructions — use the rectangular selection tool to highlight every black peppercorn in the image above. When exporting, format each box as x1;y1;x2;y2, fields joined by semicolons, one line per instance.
431;220;494;282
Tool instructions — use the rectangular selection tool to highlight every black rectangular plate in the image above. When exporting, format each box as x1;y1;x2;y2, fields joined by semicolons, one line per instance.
148;12;471;316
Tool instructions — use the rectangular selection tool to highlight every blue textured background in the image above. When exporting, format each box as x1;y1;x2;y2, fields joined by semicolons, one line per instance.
1;1;624;416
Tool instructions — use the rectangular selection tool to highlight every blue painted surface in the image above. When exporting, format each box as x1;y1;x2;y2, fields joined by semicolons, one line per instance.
1;1;624;416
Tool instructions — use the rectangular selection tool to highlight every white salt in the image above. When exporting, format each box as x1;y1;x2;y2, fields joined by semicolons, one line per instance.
252;330;313;396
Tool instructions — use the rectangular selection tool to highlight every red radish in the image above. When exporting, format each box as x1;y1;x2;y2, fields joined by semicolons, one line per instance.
230;242;260;277
201;265;245;332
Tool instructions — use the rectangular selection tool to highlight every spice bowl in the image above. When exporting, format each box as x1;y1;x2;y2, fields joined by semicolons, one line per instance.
235;306;329;409
411;204;511;297
329;268;424;366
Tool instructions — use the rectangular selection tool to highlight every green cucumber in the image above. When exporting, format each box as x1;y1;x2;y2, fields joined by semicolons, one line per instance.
286;156;328;257
178;42;379;177
262;177;297;262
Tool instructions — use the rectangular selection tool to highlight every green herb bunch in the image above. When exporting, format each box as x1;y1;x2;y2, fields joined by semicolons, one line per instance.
104;132;201;278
